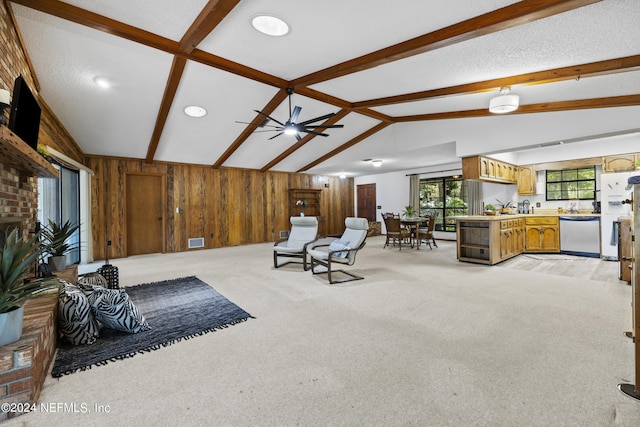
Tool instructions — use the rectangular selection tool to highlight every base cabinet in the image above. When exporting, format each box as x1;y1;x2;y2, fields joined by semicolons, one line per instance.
524;217;560;253
457;218;524;265
457;216;559;265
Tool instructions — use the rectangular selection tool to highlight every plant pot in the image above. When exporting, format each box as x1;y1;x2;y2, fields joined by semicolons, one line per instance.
0;306;24;346
48;255;67;272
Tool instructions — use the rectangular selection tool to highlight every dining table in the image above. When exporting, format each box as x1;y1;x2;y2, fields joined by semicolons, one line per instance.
400;217;427;249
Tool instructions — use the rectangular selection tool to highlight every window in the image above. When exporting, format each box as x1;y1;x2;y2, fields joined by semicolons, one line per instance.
545;166;595;201
419;177;467;232
38;164;80;265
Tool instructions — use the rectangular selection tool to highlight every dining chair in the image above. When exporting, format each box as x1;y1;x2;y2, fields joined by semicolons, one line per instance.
417;215;438;249
383;216;412;250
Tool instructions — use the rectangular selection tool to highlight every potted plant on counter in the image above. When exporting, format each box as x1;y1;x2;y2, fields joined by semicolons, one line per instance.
0;228;60;346
41;219;80;271
484;204;497;215
496;199;515;214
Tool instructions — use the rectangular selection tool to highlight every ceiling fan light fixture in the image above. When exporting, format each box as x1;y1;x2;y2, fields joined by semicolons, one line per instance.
251;15;289;36
371;159;383;167
184;105;207;118
284;124;297;135
489;86;519;114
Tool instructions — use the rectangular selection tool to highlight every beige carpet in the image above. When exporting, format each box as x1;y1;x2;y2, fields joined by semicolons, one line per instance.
8;237;640;426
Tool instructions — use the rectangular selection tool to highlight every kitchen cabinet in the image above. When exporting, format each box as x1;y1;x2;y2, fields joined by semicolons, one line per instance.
517;165;536;195
602;153;638;173
457;217;523;265
617;182;640;401
500;218;524;260
462;156;517;184
524;216;560;252
619;217;632;283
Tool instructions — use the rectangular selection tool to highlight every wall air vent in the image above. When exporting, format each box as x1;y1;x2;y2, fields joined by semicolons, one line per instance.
188;237;205;249
279;230;290;239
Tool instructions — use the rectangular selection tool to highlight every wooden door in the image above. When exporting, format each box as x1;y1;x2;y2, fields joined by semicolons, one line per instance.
357;184;376;221
126;174;165;256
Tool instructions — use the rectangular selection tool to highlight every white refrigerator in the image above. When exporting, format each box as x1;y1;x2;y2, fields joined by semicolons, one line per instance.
600;171;634;260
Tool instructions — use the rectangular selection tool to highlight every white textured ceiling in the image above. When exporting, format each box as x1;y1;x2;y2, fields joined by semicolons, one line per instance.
8;0;640;177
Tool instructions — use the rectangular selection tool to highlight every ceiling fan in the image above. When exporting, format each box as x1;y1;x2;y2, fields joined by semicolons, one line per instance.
238;88;343;141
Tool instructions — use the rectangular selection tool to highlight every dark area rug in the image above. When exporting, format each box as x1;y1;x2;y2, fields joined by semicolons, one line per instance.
51;276;254;377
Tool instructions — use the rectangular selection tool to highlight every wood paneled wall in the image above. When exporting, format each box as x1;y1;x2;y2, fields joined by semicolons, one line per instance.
85;155;354;260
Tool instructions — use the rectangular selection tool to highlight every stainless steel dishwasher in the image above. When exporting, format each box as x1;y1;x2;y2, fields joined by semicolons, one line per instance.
559;216;601;257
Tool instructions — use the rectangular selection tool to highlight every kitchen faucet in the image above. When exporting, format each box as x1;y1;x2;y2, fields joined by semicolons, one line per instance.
522;199;530;214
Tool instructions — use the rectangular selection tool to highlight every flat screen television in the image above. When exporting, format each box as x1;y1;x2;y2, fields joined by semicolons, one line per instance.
8;75;41;151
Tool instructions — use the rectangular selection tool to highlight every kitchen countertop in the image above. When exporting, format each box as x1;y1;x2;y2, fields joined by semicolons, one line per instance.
455;212;600;220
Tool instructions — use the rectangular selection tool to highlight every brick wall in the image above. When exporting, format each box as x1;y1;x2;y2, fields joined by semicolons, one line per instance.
0;295;58;422
0;1;83;421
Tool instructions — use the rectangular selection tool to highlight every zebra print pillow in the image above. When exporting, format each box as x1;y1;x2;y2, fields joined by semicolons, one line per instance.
79;283;151;334
58;282;100;345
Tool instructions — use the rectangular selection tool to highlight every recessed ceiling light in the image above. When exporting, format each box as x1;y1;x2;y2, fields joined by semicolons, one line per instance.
251;15;289;36
184;105;207;118
371;159;383;167
93;76;110;88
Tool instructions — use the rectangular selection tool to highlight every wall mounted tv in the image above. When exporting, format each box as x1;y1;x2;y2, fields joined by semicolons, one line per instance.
8;75;41;152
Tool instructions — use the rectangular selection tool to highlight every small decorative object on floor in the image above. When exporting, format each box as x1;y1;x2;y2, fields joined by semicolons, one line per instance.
97;240;119;289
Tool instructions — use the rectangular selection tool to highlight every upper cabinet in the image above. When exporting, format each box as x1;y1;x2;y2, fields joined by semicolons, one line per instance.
462;156;517;184
602;153;639;173
0;126;58;178
516;165;536;195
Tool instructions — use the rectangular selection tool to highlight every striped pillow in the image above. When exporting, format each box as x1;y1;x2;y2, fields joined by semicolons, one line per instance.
79;283;151;334
58;282;100;345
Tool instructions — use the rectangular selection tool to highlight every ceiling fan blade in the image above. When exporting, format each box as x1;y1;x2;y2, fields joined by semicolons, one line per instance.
290;106;302;123
254;110;285;126
302;124;344;129
235;120;282;129
295;132;302;142
268;132;284;140
301;129;329;137
297;112;336;125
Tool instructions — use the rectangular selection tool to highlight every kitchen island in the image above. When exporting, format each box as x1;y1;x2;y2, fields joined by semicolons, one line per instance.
456;213;600;265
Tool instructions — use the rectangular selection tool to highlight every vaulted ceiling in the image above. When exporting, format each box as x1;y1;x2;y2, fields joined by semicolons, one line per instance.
8;0;640;176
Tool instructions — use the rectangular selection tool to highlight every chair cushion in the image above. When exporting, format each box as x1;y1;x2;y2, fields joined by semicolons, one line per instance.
58;282;100;345
328;239;350;258
79;283;151;334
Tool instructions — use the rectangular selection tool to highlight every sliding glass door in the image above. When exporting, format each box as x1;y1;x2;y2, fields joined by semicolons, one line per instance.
38;164;80;264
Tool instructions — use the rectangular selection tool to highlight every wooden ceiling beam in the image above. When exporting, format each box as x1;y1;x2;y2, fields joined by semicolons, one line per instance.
298;122;392;173
10;0;180;53
212;89;289;168
394;95;640;122
291;0;602;88
260;109;350;173
145;57;187;162
179;0;241;53
354;55;640;108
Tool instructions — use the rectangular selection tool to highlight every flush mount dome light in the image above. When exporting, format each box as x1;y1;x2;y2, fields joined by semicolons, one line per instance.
251;15;289;36
371;159;383;167
93;76;111;88
184;105;207;118
489;86;519;114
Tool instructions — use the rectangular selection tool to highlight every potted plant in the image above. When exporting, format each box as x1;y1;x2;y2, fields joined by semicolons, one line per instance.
496;199;515;214
41;219;80;271
0;228;59;346
484;203;497;215
402;205;417;218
